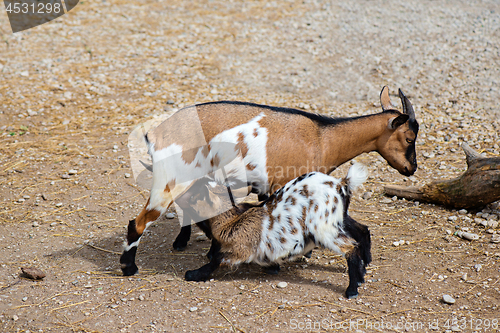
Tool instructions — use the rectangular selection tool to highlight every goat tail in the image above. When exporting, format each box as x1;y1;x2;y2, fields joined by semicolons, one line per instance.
345;163;368;192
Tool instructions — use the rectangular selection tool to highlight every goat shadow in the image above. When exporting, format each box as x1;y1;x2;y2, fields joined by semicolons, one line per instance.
49;218;351;296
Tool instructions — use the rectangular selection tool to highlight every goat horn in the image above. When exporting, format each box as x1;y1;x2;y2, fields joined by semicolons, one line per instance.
398;89;415;120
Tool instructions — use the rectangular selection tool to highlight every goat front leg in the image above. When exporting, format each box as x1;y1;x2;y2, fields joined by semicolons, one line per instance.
185;242;222;281
173;214;192;251
120;201;160;276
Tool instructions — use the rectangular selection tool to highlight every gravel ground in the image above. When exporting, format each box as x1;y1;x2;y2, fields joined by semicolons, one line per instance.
0;0;499;332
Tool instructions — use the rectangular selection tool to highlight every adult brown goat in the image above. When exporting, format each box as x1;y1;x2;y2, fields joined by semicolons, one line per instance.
121;86;418;276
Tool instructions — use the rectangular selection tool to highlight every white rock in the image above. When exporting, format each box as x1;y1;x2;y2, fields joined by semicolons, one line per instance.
456;231;479;241
68;169;78;175
189;306;198;312
474;264;482;272
124;173;131;178
55;203;63;207
442;294;455;304
277;282;288;288
166;213;176;219
458;209;468;215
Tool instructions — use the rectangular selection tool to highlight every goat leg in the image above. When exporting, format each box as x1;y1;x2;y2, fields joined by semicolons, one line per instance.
185;247;222;282
345;252;365;299
173;220;192;251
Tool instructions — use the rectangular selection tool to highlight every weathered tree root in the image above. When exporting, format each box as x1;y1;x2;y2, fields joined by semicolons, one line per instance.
384;143;500;209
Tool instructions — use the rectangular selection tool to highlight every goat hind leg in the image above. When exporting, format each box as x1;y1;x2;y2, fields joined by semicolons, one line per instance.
345;252;365;299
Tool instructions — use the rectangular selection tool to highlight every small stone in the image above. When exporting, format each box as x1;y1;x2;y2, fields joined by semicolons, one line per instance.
391;196;398;202
277;282;288;288
362;191;372;200
392;241;400;247
491;234;500;243
278;304;285;309
50;222;57;227
55;203;63;207
166;213;176;219
189;306;198;312
84;284;92;289
195;234;208;242
448;216;458;222
17;198;25;203
32;222;39;227
442;294;455;304
124;173;131;178
138;295;145;301
380;198;393;204
488;220;498;229
23;195;30;199
61;174;70;179
456;231;479;241
21;266;46;280
458;209;468;215
461;273;467;281
110;304;119;309
113;145;119;150
474;264;482;272
22;297;28;302
68;169;77;175
12;315;19;321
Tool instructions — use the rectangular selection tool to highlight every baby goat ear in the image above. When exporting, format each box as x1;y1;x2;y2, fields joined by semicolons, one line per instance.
387;114;409;130
380;86;394;111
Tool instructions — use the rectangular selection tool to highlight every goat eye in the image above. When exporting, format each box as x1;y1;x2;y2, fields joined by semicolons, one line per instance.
406;138;414;144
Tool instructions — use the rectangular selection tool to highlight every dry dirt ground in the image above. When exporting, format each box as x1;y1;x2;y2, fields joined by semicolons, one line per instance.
1;0;500;332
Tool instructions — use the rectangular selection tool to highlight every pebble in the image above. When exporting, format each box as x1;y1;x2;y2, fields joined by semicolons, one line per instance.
277;282;288;288
23;195;30;199
166;213;176;219
113;145;119;150
474;264;482;272
448;216;458;222
138;295;145;301
68;169;78;175
380;198;393;204
189;307;198;312
491;234;500;243
17;198;25;203
55;203;63;207
195;234;208;242
442;294;456;304
32;222;39;227
12;315;18;321
458;209;468;215
124;173;131;178
61;174;70;179
456;231;479;241
362;191;372;200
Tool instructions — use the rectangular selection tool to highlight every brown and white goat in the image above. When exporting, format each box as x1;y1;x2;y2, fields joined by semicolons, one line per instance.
183;163;371;299
120;86;417;276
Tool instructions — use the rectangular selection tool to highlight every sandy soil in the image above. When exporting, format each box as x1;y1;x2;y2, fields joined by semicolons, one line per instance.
0;0;499;332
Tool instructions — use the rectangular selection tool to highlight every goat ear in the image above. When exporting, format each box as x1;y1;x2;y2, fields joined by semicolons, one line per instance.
387;114;409;130
380;86;394;111
398;89;416;121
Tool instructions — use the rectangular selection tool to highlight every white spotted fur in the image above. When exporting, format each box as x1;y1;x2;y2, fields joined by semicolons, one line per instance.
219;163;368;266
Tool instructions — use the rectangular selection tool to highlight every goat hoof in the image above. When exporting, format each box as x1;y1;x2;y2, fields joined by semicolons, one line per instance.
121;263;138;276
173;240;188;251
185;269;206;282
345;289;359;299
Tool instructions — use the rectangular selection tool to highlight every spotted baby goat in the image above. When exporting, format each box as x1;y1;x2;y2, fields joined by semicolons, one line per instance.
183;163;371;299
